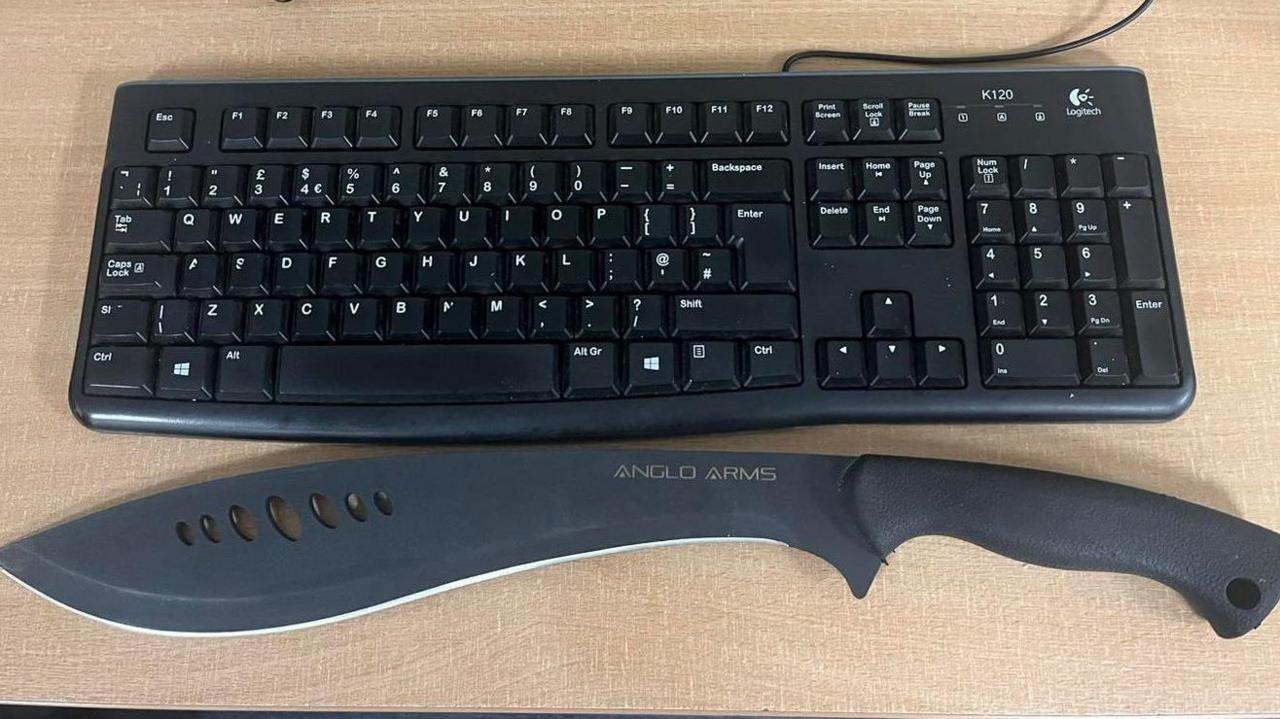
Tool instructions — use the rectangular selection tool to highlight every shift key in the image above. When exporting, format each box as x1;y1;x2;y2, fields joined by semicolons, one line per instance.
1124;291;1181;385
671;295;798;339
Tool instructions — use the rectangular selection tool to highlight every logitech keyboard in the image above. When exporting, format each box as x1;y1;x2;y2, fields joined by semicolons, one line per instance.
72;67;1194;441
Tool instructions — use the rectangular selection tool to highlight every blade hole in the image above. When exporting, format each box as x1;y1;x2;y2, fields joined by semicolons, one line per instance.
345;493;369;522
1227;577;1262;610
199;514;223;543
229;505;258;541
310;493;340;529
175;521;196;546
266;496;302;541
373;491;393;516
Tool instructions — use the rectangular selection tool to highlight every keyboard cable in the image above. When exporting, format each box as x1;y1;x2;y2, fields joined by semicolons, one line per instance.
781;0;1154;71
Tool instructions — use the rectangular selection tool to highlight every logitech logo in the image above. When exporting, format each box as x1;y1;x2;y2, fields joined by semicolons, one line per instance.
1066;87;1102;117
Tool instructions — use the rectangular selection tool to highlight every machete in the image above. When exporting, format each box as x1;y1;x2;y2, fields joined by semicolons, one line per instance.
1;450;1278;638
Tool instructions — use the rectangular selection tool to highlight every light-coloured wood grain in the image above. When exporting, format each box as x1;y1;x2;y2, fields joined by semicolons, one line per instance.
0;0;1277;714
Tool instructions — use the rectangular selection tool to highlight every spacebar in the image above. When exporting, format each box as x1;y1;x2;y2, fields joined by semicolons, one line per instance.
276;345;560;403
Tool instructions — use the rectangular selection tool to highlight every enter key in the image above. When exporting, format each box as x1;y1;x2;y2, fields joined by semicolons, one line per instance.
1123;291;1181;386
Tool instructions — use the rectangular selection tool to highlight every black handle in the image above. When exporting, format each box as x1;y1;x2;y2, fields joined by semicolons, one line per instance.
844;455;1280;638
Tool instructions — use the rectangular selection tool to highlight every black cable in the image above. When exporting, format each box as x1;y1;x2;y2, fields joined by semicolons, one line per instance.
781;0;1154;71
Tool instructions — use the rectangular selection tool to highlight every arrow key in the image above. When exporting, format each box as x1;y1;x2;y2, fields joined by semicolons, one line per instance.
863;291;912;337
819;340;866;389
917;339;965;388
869;341;915;388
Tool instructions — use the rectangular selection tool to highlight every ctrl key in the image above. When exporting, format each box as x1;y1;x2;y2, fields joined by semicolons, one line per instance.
84;346;155;397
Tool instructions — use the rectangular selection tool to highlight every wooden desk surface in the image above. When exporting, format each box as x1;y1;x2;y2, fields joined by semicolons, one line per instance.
1;0;1278;714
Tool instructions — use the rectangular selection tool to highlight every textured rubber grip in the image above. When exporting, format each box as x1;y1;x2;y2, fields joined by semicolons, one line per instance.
845;455;1280;638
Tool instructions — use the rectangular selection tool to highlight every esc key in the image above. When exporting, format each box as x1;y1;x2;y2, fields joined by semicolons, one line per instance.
146;108;195;152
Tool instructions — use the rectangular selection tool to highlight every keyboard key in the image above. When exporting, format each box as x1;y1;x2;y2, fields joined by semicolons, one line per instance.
728;203;795;290
156;346;216;400
146;108;194;153
743;341;800;387
964;156;1009;198
355;106;400;149
174;209;218;252
611;162;651;203
645;249;686;291
698;102;741;144
908;202;951;247
977;291;1024;337
704;160;790;202
91;300;150;344
809;159;854;201
277;345;560;402
215;346;276;402
972;246;1019;290
904;158;946;200
671;295;798;339
684;341;739;391
1080;338;1130;387
550;104;593;147
863;291;912;337
339;298;383;341
415;106;459;148
84;346;155;397
626;342;679;395
1075;291;1123;337
811;204;856;248
692;249;733;290
1020;245;1069;289
462;106;503;147
435;297;476;339
1069;244;1116;289
860;203;903;247
1103;154;1152;197
1015;199;1062;244
1124;291;1180;386
475;163;516;205
623;295;665;338
293;164;337;206
851;99;894;143
99;255;176;297
291;299;335;342
1110;198;1165;288
654;102;696;146
530;297;571;339
564;343;620;397
266;107;310;150
202;165;246;208
1064;198;1108;242
819;340;866;389
311;107;354;149
247;165;291;208
221;108;265;150
386;298;430;341
339;164;382;207
156;166;202;209
804;100;850;144
152;299;196;344
577;296;617;338
967;200;1015;244
857;158;899;200
610;103;652;146
868;341;914;388
219;208;263;251
105;210;171;253
744;101;788;144
1012;155;1057;198
916;339;965;388
244;299;288;344
657;161;697;202
591;206;631;249
1056;154;1104;198
110;167;157;209
505;104;548;147
430;163;471;205
198;300;242;344
982;339;1080;387
179;254;222;297
895;99;941;142
227;253;270;297
680;204;721;246
1025;291;1073;337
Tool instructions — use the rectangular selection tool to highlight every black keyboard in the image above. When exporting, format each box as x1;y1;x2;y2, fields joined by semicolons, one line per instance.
72;68;1195;441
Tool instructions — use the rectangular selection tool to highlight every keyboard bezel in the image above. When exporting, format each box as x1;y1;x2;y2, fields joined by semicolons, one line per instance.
70;67;1195;441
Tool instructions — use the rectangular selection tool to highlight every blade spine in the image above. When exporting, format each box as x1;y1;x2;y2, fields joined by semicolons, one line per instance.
2;536;788;638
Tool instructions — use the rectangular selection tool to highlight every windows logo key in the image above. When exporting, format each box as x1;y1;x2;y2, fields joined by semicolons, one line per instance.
171;361;190;377
642;356;661;371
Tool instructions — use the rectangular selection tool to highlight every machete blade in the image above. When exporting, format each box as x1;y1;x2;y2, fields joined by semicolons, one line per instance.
0;450;880;636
